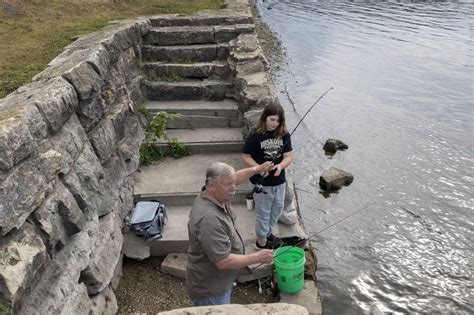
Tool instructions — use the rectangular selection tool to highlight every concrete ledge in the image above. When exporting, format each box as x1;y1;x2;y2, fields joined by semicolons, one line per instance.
279;280;322;315
159;303;309;315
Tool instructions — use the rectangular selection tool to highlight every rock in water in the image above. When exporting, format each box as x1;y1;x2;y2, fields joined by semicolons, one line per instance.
323;139;348;153
319;167;354;191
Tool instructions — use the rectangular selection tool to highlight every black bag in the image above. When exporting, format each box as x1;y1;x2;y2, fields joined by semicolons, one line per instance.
129;201;167;239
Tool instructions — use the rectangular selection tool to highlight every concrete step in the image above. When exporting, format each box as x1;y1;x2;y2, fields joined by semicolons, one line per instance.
146;99;240;117
142;44;230;63
144;24;255;46
165;115;243;129
142;79;233;101
134;153;248;203
149;10;252;27
143;61;230;79
155;127;244;153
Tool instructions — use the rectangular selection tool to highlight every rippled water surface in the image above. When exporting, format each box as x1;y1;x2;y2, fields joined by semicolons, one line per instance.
257;1;473;313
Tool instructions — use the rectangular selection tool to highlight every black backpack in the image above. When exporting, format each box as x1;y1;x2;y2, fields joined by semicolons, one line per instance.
128;201;168;239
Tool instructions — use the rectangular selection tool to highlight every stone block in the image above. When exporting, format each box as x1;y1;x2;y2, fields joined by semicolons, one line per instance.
69;19;150;62
122;228;150;261
41;114;87;175
0;149;63;235
237;263;273;283
88;119;118;163
110;254;123;291
145;26;214;46
62;141;105;215
52;60;103;103
214;24;255;43
159;303;308;315
89;285;118;315
241;84;277;110
235;60;266;76
243;109;263;138
107;97;130;140
19;77;78;133
0;96;47;171
37;44;110;81
77;95;106;132
279;280;322;315
161;253;187;279
14;216;99;314
80;213;122;295
0;223;47;304
116;117;145;176
33;180;86;255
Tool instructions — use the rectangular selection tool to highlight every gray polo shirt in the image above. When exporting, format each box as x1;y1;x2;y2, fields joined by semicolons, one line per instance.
186;192;244;301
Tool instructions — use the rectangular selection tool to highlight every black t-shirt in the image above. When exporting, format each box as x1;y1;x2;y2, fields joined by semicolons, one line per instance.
242;131;292;186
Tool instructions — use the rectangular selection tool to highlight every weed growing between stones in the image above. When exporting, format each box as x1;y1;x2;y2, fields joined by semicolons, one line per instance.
139;108;191;165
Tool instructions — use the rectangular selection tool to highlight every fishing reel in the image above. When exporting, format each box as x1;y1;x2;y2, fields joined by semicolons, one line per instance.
253;183;267;194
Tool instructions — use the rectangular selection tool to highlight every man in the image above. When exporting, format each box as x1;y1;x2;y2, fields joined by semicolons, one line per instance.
186;161;274;306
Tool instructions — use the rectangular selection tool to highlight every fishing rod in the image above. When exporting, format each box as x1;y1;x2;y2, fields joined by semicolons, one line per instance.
250;201;374;271
253;87;334;194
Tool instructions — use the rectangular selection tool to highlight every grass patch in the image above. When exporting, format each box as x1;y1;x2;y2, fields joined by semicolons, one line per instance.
0;0;223;98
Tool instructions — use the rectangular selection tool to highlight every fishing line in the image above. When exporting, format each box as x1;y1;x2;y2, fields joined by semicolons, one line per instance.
250;201;375;271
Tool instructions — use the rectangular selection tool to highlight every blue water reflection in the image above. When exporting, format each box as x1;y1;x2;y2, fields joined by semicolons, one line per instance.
257;0;473;313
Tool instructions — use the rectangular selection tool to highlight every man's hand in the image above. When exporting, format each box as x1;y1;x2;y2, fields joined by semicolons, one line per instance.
255;249;274;264
258;161;274;173
258;161;274;177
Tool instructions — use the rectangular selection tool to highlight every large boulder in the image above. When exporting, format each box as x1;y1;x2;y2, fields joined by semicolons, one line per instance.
319;167;354;191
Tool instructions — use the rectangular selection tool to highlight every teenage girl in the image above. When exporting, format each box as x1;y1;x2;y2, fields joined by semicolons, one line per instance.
242;104;293;249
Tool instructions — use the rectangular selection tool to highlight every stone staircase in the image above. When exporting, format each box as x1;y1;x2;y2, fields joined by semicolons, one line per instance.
130;11;306;283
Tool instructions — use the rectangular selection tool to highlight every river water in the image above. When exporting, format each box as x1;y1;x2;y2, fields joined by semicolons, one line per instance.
256;1;473;314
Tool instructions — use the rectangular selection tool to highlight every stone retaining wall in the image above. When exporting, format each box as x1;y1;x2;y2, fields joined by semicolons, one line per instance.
0;19;151;313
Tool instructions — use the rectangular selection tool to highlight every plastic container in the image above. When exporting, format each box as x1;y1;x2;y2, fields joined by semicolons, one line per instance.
274;246;305;293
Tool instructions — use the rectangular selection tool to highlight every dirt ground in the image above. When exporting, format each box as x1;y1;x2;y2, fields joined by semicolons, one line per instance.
115;257;276;313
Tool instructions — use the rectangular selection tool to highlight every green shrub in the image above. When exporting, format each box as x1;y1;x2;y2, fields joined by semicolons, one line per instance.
167;137;191;158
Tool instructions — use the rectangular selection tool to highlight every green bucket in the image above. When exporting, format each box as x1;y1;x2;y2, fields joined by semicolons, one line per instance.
274;246;305;293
